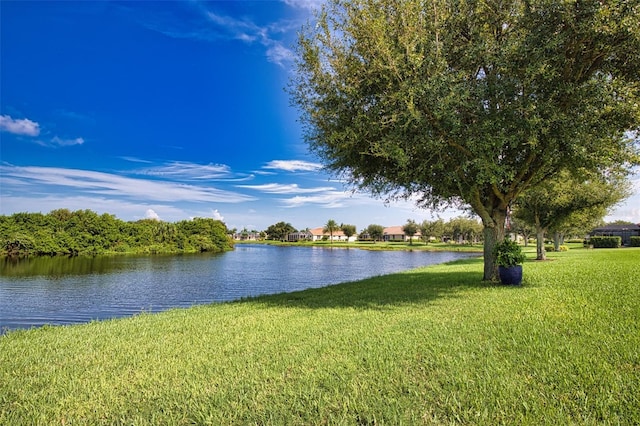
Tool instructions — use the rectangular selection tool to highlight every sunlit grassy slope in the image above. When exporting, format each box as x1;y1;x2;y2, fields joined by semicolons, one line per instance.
1;248;639;424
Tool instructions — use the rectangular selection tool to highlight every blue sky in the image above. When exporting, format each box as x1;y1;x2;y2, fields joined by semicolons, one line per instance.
1;1;638;232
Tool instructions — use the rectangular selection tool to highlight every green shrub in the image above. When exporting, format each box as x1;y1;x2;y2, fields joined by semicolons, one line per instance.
589;236;621;248
494;238;526;266
545;245;569;252
630;236;640;247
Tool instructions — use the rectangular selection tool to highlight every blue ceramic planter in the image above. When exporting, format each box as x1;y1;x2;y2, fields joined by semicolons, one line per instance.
498;265;523;285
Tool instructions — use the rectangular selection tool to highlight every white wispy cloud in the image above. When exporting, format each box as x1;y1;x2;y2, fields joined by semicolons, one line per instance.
205;10;295;66
0;165;255;204
263;160;323;172
120;156;154;164
277;188;440;216
0;114;40;136
253;170;278;176
124;2;298;66
132;161;255;182
50;136;85;147
0;194;191;222
280;191;356;208
282;0;324;11
205;11;257;40
1;114;85;148
238;183;334;194
135;161;232;180
34;136;85;148
266;43;295;66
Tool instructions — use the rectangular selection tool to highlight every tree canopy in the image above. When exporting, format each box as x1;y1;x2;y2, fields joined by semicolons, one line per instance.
402;219;419;245
265;222;297;241
446;216;484;244
291;0;640;280
513;170;629;259
365;224;385;242
420;218;446;244
1;209;233;256
340;223;357;239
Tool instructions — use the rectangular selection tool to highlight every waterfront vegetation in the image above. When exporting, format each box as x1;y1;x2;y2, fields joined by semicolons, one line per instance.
244;238;485;253
0;210;233;256
2;247;639;424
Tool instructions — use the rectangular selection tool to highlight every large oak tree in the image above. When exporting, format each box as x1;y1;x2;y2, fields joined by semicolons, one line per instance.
290;0;639;280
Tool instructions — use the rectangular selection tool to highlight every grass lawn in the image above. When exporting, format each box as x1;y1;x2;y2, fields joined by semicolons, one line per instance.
1;248;639;424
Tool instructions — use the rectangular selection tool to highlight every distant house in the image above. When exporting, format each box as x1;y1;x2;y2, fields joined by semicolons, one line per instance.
589;224;640;246
383;226;422;242
287;227;356;242
358;231;371;241
233;231;261;241
310;227;356;242
286;230;312;242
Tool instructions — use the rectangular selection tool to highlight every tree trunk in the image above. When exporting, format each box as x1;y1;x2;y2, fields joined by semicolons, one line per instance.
482;209;507;281
553;231;561;252
536;227;547;260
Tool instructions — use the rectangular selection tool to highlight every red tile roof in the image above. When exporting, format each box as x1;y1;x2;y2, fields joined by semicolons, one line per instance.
309;227;346;237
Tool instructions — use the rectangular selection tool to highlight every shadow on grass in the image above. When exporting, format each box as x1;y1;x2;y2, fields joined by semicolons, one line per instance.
251;257;488;310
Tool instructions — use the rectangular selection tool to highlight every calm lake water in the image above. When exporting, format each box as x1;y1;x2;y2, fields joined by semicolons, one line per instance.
0;244;476;332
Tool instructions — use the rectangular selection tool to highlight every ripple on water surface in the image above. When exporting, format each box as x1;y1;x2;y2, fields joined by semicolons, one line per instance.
0;245;478;332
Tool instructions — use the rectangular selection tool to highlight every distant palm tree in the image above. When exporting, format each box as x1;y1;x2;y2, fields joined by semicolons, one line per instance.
324;219;339;245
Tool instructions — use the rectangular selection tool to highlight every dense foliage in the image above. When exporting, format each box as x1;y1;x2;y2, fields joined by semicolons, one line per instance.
416;217;482;244
264;221;297;241
493;238;526;267
513;169;629;259
291;0;640;280
340;224;357;240
362;224;384;241
444;217;484;244
589;236;622;248
0;209;233;256
402;220;419;245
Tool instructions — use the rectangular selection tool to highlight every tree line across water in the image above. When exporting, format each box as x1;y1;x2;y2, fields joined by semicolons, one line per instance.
0;209;233;257
263;217;484;244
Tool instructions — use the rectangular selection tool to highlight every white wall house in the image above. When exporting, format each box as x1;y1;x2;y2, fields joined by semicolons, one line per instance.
309;227;357;242
383;226;422;242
